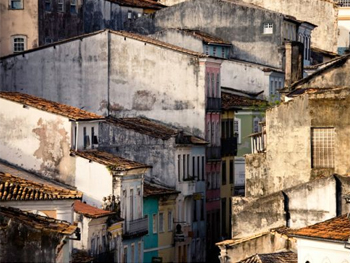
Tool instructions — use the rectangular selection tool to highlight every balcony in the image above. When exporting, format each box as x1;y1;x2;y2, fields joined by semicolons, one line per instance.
249;131;266;154
174;222;192;243
221;137;238;156
206;97;221;112
179;180;196;196
206;146;221;161
123;216;148;239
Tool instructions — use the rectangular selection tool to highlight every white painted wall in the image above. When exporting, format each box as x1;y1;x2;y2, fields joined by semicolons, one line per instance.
297;238;350;263
338;8;350;50
221;60;270;98
0;98;76;184
75;156;112;207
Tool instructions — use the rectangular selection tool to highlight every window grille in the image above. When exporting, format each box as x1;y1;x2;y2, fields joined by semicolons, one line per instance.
339;0;350;7
311;128;335;168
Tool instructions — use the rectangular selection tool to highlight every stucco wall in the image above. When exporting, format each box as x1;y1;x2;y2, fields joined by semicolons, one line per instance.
0;31;109;114
130;0;285;68
221;60;270;96
0;98;75;184
240;0;338;53
0;0;38;57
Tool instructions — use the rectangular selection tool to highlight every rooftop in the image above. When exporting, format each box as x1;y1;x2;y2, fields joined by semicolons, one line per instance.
237;251;297;263
292;214;350;242
0;206;77;235
0;171;82;201
72;149;151;171
222;91;267;109
74;201;116;219
0;92;104;121
144;182;179;197
108;0;165;9
107;116;207;144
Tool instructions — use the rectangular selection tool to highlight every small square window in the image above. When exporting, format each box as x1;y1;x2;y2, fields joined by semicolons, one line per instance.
12;36;26;53
58;0;64;12
263;23;273;34
10;0;23;9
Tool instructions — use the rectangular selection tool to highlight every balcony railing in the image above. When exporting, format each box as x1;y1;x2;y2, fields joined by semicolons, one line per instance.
221;137;238;156
206;97;221;112
250;131;266;154
123;216;148;238
206;146;221;160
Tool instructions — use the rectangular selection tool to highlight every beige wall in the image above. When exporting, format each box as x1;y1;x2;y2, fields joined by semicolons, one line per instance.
0;0;38;57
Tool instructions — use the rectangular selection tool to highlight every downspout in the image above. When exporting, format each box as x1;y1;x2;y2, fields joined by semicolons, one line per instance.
107;30;111;116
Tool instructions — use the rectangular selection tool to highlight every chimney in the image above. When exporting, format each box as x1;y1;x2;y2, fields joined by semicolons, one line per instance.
284;41;304;91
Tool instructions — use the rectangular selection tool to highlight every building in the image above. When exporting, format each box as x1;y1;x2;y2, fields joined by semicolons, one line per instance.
0;206;78;263
143;182;179;263
237;251;297;263
99;116;208;262
73;200;123;262
292;215;350;263
337;0;350;54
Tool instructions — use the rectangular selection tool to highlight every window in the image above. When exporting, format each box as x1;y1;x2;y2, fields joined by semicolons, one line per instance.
311;128;335;168
128;10;132;19
339;0;350;7
83;127;87;149
70;0;76;13
187;154;190;178
234;118;241;144
206;73;210;97
222;119;233;139
9;0;23;9
152;214;157;233
58;0;64;12
192;156;196;179
193;200;197;221
216;73;220;98
222;161;226;185
45;0;51;11
159;212;164;232
221;48;225;58
213;46;216;56
168;210;173;231
130;189;134;220
12;36;26;53
221;198;227;236
178;155;181;181
211;73;215;97
263;23;273;34
123;246;128;263
138;242;142;262
197;156;200;181
131;244;135;263
183;154;186;180
205;45;209;55
91;127;95;148
201;156;205;181
253;117;260;133
200;199;204;220
229;160;234;184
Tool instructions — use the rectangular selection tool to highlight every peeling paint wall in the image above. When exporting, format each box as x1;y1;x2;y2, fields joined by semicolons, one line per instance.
130;0;285;68
99;122;177;188
0;98;76;185
239;0;338;53
0;0;38;56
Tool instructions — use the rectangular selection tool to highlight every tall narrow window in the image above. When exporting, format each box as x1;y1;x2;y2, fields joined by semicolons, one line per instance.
187;154;190;179
205;45;209;55
211;73;215;97
83;127;87;149
138;242;142;262
58;0;64;12
192;156;196;179
131;244;135;263
91;127;95;149
213;46;216;56
193;200;197;222
45;0;51;11
311;128;335;168
201;156;205;181
128;10;132;19
229;160;234;184
197;156;200;181
70;0;76;13
183;154;186;180
178;155;181;181
159;212;164;232
206;73;210;97
130;189;134;220
234;118;241;144
168;210;173;231
152;214;157;233
221;48;225;58
222;161;226;185
216;73;220;98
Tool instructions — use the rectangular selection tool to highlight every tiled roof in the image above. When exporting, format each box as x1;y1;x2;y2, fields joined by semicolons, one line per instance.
74;201;116;218
107;116;207;144
238;251;297;263
144;183;179;197
0;92;104;121
292;214;350;242
171;29;231;45
108;0;165;9
110;30;208;58
222;92;268;109
0;206;77;235
73;149;151;171
0;172;82;201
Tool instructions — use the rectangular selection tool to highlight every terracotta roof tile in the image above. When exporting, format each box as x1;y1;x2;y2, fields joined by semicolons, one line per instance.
0;206;77;235
0;172;82;201
74;201;116;218
292;214;350;242
144;183;179;197
0;92;104;121
238;251;297;263
222;92;268;109
107;116;207;144
72;149;151;171
108;0;165;9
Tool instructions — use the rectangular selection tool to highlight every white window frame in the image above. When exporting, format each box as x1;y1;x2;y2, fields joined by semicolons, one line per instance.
168;210;173;231
58;0;64;12
234;118;241;144
263;23;273;34
12;35;26;53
